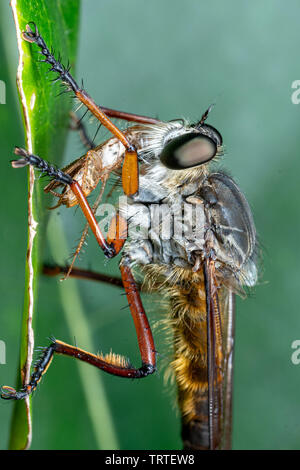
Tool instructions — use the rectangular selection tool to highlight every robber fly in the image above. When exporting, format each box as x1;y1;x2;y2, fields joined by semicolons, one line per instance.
1;23;258;450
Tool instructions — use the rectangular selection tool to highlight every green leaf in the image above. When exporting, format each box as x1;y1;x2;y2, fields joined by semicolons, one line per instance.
9;0;80;450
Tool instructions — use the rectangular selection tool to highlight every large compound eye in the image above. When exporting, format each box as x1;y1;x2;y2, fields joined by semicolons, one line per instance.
199;124;223;147
160;132;217;170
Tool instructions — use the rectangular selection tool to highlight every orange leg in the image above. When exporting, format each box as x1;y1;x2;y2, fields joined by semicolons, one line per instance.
5;149;157;400
12;148;126;260
7;22;159;400
70;180;118;257
95;106;161;125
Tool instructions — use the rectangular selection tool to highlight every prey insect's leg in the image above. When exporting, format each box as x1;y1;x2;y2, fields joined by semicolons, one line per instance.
63;174;109;280
1;258;156;400
22;23;138;196
70;112;96;150
70;179;127;258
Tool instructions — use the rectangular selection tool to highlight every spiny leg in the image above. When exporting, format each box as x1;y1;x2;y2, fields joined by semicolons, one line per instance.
22;22;139;196
45;146;105;210
64;143;127;278
1;257;156;400
4;23;159;402
12;148;125;259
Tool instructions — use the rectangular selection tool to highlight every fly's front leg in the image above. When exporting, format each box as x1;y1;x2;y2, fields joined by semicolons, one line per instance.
12;147;125;258
22;22;139;196
1;256;156;400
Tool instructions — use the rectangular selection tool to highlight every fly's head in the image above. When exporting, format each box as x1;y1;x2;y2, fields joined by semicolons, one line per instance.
139;106;223;191
159;106;223;172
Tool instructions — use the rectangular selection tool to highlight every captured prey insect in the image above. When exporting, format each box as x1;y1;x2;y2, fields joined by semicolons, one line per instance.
1;23;258;450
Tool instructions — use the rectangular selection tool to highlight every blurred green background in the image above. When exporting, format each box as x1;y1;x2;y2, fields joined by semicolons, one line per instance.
1;0;300;450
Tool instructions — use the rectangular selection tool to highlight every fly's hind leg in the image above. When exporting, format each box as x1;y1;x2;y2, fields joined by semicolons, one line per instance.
43;264;124;288
42;264;144;292
1;256;156;400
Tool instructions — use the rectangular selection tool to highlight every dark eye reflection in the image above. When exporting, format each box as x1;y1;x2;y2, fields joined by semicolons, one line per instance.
160;132;217;170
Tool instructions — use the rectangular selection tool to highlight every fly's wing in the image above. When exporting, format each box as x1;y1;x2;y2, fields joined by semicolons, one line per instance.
204;259;235;450
218;286;235;450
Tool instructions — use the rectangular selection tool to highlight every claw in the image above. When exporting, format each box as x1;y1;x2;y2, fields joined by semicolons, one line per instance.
1;385;17;400
22;22;39;43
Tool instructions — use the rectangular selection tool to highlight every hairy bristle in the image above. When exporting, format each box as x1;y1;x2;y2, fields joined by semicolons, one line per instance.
97;351;130;368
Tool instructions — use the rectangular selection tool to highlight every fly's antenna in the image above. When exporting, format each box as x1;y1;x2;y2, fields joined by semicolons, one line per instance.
11;147;73;185
195;104;215;128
